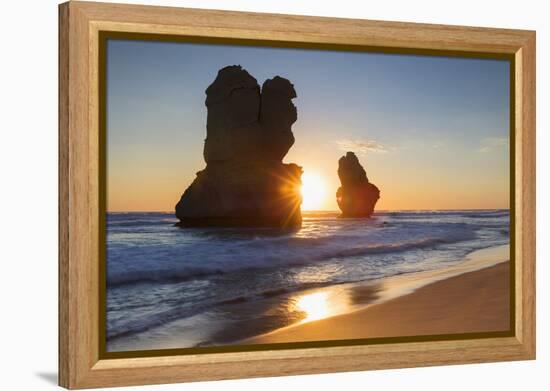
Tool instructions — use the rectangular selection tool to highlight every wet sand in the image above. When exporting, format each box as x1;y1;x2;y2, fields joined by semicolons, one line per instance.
246;255;510;344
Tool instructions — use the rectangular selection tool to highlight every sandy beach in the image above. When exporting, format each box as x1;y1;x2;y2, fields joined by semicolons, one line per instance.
246;247;510;344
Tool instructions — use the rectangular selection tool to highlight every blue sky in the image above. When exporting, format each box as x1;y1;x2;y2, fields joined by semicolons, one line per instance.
106;39;510;211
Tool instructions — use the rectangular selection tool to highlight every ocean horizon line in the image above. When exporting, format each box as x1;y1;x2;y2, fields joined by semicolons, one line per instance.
107;208;510;214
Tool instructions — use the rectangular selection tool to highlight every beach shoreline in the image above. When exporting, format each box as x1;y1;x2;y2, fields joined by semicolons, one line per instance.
106;209;511;352
244;245;510;345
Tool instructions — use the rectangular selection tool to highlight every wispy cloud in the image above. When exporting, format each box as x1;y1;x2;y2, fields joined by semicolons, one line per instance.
478;137;509;153
336;139;388;156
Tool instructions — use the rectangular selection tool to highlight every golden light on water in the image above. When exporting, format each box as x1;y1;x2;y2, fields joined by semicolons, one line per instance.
295;292;329;323
300;172;327;211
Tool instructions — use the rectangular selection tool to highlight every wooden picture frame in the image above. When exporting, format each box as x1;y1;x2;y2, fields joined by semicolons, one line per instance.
59;1;536;389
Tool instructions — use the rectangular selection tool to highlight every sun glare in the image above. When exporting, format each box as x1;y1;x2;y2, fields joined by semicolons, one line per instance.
296;292;329;323
301;172;327;211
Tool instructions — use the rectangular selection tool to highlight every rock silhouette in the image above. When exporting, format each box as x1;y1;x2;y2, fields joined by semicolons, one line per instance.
336;152;380;217
176;65;302;228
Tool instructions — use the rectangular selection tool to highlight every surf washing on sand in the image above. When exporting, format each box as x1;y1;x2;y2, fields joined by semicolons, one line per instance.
105;40;512;352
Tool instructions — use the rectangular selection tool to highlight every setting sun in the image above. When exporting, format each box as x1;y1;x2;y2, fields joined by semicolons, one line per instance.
300;172;327;211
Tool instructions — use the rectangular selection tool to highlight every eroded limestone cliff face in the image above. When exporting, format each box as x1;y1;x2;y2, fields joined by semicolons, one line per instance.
336;152;380;217
176;65;302;228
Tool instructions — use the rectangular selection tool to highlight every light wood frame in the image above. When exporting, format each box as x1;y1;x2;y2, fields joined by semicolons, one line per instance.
59;1;536;389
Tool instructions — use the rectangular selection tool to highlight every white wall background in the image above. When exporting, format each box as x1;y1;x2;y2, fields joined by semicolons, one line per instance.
1;0;547;389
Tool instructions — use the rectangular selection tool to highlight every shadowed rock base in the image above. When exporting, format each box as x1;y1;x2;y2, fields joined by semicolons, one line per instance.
176;66;302;228
336;152;380;217
176;162;302;228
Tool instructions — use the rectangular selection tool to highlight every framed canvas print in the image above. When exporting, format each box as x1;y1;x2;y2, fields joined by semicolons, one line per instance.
58;1;536;389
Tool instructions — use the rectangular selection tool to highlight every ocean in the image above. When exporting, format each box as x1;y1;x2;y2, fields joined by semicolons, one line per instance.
105;210;510;352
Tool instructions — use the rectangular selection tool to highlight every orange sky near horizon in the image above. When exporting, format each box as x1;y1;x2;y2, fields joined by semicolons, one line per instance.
106;137;510;212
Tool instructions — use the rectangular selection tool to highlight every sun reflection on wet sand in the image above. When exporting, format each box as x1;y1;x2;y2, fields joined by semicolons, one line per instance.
292;284;382;326
295;292;330;323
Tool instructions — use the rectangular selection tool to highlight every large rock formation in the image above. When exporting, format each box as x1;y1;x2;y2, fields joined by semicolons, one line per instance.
336;152;380;217
175;65;302;228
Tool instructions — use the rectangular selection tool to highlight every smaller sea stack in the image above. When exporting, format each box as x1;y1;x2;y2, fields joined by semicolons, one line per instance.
336;152;380;217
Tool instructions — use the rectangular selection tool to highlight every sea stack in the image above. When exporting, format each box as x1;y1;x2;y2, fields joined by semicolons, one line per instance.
336;152;380;217
175;65;302;228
